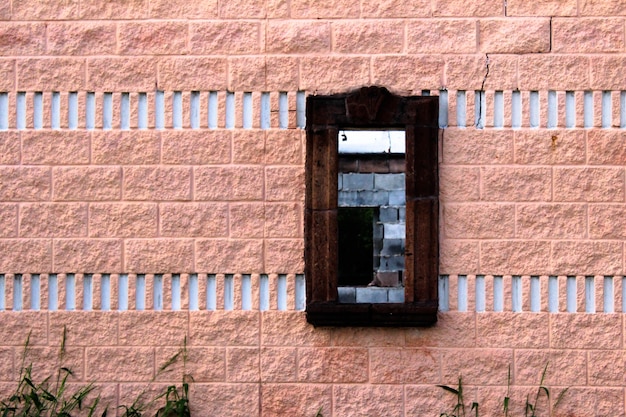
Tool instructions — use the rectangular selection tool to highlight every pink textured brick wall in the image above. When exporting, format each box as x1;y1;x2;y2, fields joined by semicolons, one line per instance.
2;0;626;415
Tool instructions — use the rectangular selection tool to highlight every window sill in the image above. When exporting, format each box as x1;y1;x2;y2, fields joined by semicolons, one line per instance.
306;300;438;327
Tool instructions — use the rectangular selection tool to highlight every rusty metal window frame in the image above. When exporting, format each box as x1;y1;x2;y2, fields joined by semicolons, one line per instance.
305;86;440;327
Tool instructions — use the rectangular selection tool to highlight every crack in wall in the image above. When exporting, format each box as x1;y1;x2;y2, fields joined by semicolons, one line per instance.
476;54;490;128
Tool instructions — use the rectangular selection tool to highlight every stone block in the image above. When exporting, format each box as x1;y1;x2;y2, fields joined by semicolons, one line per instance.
125;239;194;273
260;347;297;382
440;166;480;202
265;129;302;165
123;166;191;201
374;173;405;190
265;239;304;273
370;348;439;384
479;18;550;53
298;347;368;383
190;311;260;346
22;130;89;165
90;203;158;238
266;56;299;91
379;207;398;222
190;22;260;54
552;18;624;53
300;57;370;93
80;0;148;18
590;205;626;239
196;239;264;273
0;204;17;237
441;348;512;385
445;54;517;90
551;241;622;275
518;55;590;90
149;0;217;18
380;239;404;256
356;287;388;303
440;240;479;274
0;132;18;165
407;19;476;54
506;0;576;15
333;385;403;417
553;167;624;202
92;131;160;165
119;22;187;55
86;347;154;382
338;191;358;207
226;347;259;382
196;166;263;201
516;349;586;386
341;173;373;191
229;57;267;91
337;286;356;303
383;223;405;239
378;256;404;272
265;167;304;202
372;56;444;92
47;22;116;55
162;130;230;165
230;203;265;238
87;58;154;92
514;129;585;165
49;311;118;346
481;167;552;202
19;203;87;238
387;288;404;302
157;57;227;91
476;312;549;348
160;203;228;238
388;190;405;205
18;58;85;92
0;23;46;56
261;384;331;417
155;346;225;382
53;239;122;272
261;311;330;346
434;0;503;16
267;21;330;54
333;21;403;54
551;314;621;349
516;203;586;239
357;190;389;206
480;241;550;275
12;0;79;19
444;203;515;239
443;128;514;165
0;241;52;272
53;167;121;201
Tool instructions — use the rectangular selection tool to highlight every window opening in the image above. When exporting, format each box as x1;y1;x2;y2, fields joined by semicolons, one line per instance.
337;130;406;303
305;86;439;327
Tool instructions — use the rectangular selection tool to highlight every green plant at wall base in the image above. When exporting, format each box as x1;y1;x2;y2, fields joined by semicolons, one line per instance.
438;365;568;417
0;330;192;417
0;329;103;417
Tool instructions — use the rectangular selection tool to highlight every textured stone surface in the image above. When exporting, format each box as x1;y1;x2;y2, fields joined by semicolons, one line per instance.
440;240;480;274
439;167;480;202
266;56;299;91
372;56;444;92
434;0;502;15
53;239;122;272
157;57;228;91
301;57;370;93
196;239;263;273
260;347;297;382
119;311;188;345
80;0;148;19
191;384;259;417
226;347;259;382
149;0;217;18
49;311;118;346
370;348;439;383
12;0;79;19
516;203;586;239
160;203;228;237
476;313;549;348
219;0;265;17
443;128;513;164
264;239;304;272
587;129;626;164
262;311;330;346
155;346;225;382
514;129;586;165
481;167;552;202
290;0;360;18
229;56;267;91
480;241;550;274
580;0;626;15
406;312;476;347
195;167;264;201
0;312;47;344
47;22;116;55
232;130;265;164
22;131;89;165
507;0;577;15
261;384;331;417
590;205;626;239
92;131;159;165
0;204;17;237
0;60;14;91
89;203;157;238
0;240;52;272
17;58;85;91
519;56;590;90
265;167;304;201
553;167;624;202
407;20;476;53
553;18;624;53
125;239;194;272
119;22;187;55
22;346;84;381
0;167;50;202
444;204;515;238
87;58;154;92
333;21;403;54
87;347;154;381
19;203;87;237
190;311;260;346
441;348;512;385
333;385;404;417
516;349;586;386
267;21;330;54
0;23;46;56
53;167;121;201
230;203;265;238
162;130;230;164
298;348;368;382
264;203;301;238
551;314;621;349
551;241;622;275
190;22;261;55
480;18;550;53
123;167;191;201
445;54;517;90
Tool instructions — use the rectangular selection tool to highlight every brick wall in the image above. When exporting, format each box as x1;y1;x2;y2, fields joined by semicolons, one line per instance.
2;0;626;415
